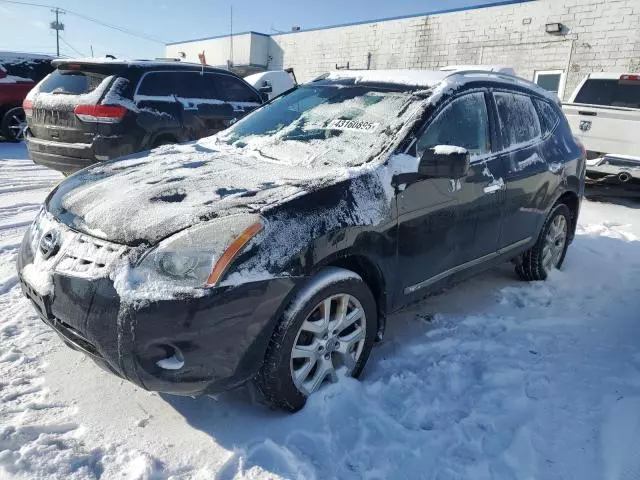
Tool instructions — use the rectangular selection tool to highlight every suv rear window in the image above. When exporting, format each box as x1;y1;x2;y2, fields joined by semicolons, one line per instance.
574;79;640;109
39;69;108;95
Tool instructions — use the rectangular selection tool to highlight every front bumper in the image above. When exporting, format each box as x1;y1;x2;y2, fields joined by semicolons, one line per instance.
25;133;137;174
18;242;300;396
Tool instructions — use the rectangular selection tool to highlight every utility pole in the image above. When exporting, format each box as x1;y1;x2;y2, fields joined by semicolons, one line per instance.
50;8;65;57
229;6;234;69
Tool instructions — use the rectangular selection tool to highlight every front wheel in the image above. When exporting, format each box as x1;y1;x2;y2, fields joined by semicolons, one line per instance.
256;268;378;412
516;203;571;281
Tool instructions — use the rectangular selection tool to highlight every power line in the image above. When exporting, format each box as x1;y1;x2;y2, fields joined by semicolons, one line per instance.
0;0;168;44
59;35;85;57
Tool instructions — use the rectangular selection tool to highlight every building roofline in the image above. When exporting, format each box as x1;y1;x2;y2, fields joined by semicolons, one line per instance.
166;30;270;46
166;0;535;45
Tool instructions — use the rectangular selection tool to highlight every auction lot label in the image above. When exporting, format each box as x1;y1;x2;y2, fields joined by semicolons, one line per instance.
327;119;380;132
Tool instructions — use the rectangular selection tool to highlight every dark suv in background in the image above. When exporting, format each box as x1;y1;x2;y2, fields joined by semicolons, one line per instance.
24;59;263;175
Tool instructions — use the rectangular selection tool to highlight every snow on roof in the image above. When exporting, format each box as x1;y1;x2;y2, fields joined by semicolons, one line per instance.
325;70;450;88
52;57;217;69
0;51;54;62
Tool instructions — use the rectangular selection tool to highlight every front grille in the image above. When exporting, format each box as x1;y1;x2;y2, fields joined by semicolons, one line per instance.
31;213;128;280
56;233;127;279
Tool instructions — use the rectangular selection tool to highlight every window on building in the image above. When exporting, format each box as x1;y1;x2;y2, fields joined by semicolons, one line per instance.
533;98;560;136
573;79;640;109
534;70;566;99
494;92;541;148
214;74;261;103
416;92;491;157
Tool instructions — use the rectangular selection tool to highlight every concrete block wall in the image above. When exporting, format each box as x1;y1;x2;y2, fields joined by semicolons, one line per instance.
267;0;640;99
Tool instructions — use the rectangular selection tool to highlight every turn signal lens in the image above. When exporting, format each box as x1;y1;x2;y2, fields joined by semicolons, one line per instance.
206;222;263;286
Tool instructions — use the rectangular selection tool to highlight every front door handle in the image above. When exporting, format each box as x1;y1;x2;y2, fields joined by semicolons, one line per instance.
483;184;504;194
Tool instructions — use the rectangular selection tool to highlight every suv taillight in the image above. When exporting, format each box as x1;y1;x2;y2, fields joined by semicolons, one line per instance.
22;99;33;118
74;104;127;123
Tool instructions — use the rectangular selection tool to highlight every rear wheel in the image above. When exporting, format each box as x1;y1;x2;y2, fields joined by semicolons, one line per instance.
151;136;176;148
516;203;571;281
256;268;377;412
1;107;27;142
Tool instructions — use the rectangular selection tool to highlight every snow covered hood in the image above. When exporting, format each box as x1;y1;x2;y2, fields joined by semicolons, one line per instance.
45;141;357;246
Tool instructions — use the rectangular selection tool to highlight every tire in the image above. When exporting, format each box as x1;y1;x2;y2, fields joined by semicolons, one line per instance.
1;107;27;142
618;171;631;183
256;267;378;412
516;203;571;281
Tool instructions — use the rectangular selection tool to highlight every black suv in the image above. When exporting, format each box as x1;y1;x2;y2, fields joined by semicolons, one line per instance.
18;70;585;412
24;59;263;175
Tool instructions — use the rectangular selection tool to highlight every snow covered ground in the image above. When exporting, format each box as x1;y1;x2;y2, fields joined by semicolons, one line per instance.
1;142;639;480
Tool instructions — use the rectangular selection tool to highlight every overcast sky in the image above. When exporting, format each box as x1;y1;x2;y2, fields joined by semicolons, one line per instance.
0;0;499;59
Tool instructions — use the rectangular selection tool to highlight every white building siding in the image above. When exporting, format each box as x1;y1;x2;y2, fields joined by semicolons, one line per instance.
167;0;640;100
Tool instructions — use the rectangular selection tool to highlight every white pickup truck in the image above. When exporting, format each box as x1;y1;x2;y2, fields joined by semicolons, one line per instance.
563;73;640;160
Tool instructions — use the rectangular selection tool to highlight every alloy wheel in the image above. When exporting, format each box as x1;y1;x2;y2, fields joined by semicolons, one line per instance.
290;293;366;396
7;112;27;141
542;215;567;272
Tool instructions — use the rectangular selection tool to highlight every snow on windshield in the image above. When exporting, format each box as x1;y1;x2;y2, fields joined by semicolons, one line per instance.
212;86;422;169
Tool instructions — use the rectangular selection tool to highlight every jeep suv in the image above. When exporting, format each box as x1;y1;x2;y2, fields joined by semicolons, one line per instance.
23;59;263;174
18;70;585;412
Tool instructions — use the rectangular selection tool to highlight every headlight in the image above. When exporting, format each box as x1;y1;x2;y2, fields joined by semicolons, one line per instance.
26;208;50;255
136;214;263;290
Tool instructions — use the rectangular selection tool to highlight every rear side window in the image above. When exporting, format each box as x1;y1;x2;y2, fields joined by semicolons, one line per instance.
214;74;261;103
137;71;185;97
181;73;219;100
574;79;640;108
534;99;560;136
39;69;107;95
494;92;541;147
417;92;491;157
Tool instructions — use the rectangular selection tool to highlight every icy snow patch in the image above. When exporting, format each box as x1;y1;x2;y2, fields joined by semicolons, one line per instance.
433;145;468;155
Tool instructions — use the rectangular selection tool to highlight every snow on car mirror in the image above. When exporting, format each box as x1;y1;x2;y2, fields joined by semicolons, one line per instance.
419;145;470;179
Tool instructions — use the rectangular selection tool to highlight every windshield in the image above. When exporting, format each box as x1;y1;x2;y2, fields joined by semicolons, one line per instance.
215;84;420;168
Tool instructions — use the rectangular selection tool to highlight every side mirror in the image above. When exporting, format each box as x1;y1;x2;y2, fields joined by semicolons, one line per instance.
418;146;470;179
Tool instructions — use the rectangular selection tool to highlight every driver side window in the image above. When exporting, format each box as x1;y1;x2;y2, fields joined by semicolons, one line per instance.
416;92;491;158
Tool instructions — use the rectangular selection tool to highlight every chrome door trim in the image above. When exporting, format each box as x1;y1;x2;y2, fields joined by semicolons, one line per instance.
404;237;532;295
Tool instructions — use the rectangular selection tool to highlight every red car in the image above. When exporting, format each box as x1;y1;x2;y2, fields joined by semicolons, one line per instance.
0;52;54;141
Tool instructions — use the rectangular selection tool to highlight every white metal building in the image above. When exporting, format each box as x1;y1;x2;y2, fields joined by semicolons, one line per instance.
166;0;640;100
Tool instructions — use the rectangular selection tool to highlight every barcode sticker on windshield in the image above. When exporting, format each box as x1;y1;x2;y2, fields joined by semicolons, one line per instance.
327;119;380;132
